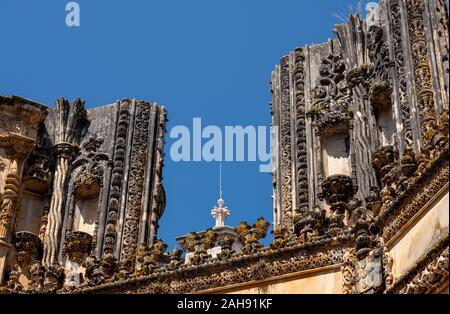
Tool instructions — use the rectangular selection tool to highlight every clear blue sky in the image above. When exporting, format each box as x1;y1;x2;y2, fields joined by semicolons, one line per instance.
0;0;375;250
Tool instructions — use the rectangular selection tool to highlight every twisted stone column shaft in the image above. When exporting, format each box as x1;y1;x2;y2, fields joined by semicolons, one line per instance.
42;153;70;267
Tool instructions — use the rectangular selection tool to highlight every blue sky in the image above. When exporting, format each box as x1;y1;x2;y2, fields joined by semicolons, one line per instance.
0;0;375;250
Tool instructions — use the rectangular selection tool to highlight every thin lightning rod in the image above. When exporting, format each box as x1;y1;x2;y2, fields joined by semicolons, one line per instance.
219;163;222;200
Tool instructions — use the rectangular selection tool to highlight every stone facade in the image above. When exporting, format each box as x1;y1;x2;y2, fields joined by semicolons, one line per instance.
0;0;448;294
0;96;168;291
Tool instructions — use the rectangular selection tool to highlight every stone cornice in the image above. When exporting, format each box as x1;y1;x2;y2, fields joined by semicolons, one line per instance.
71;232;354;294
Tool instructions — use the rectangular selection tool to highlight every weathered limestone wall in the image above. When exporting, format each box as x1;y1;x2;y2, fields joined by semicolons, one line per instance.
388;187;448;279
203;266;343;294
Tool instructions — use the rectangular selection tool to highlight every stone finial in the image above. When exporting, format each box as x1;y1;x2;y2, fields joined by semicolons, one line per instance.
211;198;230;228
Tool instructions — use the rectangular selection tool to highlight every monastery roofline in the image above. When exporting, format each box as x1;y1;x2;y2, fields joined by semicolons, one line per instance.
0;94;48;111
175;225;237;241
1;95;167;115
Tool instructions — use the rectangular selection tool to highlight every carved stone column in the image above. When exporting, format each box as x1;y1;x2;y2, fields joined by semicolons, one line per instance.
0;96;48;284
279;56;294;231
103;100;131;256
42;98;87;268
145;107;167;246
42;143;78;267
404;0;439;150
0;156;22;241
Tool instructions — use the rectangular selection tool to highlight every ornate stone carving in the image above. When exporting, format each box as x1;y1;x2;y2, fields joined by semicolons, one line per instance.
353;217;373;254
341;248;356;294
75;235;351;294
120;101;151;268
44;264;64;293
14;231;41;266
103;100;131;255
165;247;183;270
0;158;21;241
311;53;352;133
216;235;235;261
22;148;52;194
401;248;449;294
388;0;413;148
186;230;216;266
366;24;394;113
6;267;23;292
406;0;439;150
269;225;291;249
279;56;294;229
38;208;49;242
293;48;309;215
135;239;168;276
397;148;418;190
83;256;104;286
100;252;118;282
382;245;394;289
372;145;396;180
73;163;103;200
81;252;118;287
320;175;355;231
29;262;45;291
71;134;108;202
81;135;104;155
365;187;382;216
354;244;383;294
375;152;448;242
63;231;92;261
235;218;270;255
149;108;168;242
293;206;325;243
43;97;88;268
